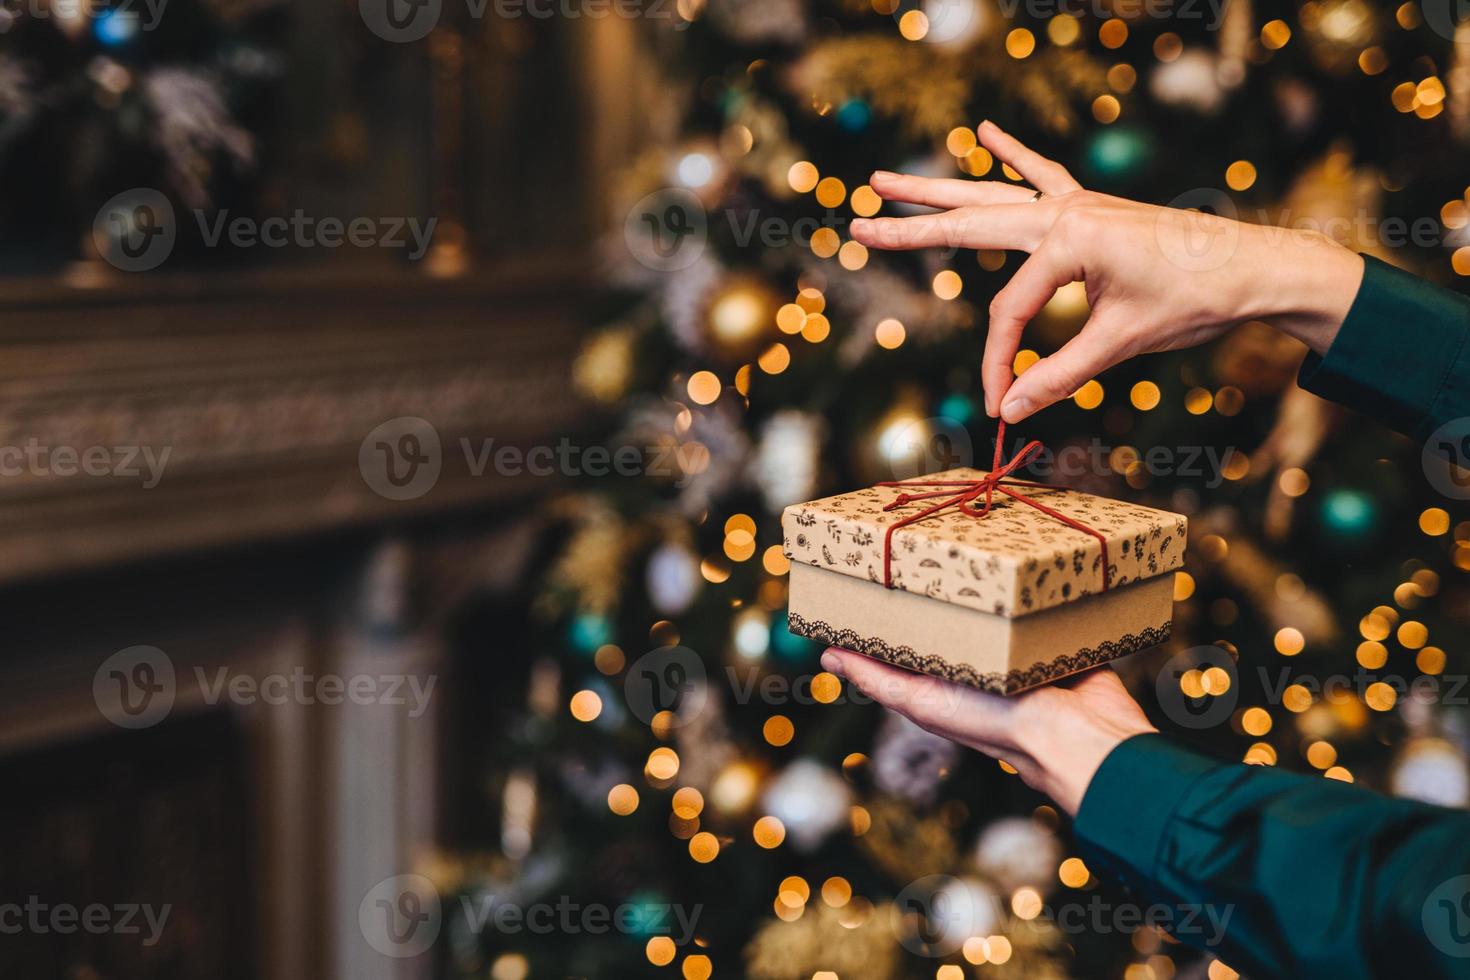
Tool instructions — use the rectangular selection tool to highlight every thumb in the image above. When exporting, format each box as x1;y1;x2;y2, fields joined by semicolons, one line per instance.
999;317;1124;423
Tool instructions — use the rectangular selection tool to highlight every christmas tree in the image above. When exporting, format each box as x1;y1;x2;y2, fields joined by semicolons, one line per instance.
444;1;1470;976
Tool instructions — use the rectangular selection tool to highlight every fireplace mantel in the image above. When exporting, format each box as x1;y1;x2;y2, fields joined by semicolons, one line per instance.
0;261;594;980
0;258;592;584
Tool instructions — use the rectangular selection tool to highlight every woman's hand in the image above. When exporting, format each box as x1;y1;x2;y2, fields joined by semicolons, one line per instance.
820;648;1156;815
850;121;1365;424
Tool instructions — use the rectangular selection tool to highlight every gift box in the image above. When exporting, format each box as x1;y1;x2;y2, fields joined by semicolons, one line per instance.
782;462;1187;695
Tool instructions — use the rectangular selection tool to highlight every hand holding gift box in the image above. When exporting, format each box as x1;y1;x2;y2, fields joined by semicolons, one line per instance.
784;424;1186;694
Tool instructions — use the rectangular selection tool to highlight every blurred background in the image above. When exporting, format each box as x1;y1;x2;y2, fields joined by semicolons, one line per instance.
0;0;1468;976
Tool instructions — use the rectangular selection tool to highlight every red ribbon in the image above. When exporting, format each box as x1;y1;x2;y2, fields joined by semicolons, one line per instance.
874;421;1111;593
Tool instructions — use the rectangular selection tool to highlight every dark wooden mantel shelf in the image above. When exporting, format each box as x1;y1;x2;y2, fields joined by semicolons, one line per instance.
0;259;595;585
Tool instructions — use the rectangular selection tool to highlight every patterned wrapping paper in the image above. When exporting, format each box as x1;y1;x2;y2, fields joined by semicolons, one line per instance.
781;468;1188;619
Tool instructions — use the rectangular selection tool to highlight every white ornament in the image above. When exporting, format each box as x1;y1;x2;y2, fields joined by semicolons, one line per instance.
922;0;986;49
929;877;1002;948
872;710;960;806
750;410;824;511
761;759;852;852
732;608;771;660
974;817;1062;892
646;542;701;615
1392;738;1470;808
1149;49;1227;114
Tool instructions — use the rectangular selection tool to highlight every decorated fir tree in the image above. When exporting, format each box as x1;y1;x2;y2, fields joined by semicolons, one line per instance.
445;1;1470;976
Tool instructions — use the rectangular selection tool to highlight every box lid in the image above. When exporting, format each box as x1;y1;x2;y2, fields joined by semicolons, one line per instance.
781;468;1187;618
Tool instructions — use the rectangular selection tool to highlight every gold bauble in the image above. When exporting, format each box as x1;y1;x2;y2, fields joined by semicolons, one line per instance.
572;325;636;404
705;277;779;358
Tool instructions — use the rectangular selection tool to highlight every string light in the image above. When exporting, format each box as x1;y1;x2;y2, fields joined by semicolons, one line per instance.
687;371;721;405
788;161;819;193
1260;19;1291;48
1225;160;1257;191
851;185;882;216
815;176;846;208
1005;27;1036;58
569;690;603;722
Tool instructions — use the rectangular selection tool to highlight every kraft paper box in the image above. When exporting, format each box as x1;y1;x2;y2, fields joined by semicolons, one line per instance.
782;468;1187;694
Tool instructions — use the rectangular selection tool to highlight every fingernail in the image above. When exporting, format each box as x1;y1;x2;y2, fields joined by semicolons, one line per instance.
1001;395;1032;421
820;651;844;676
984;398;999;418
850;218;872;235
871;170;898;181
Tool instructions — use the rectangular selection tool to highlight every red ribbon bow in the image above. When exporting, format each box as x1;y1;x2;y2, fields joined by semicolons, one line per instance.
874;421;1111;593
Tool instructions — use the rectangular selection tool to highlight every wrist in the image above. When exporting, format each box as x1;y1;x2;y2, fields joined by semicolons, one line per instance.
1017;708;1155;816
1242;229;1364;356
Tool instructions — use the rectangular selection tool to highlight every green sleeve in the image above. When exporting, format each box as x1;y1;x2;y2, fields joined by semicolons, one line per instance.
1073;734;1470;979
1297;254;1470;439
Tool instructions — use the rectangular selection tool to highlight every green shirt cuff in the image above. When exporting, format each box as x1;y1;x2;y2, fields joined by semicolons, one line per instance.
1297;254;1470;440
1072;733;1223;890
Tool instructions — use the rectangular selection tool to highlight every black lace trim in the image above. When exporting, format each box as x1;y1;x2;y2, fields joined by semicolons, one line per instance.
788;613;1171;694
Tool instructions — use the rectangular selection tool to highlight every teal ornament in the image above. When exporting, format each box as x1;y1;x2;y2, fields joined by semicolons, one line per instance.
1320;488;1376;539
938;393;977;426
622;891;672;939
836;99;871;133
568;613;613;654
1085;127;1152;180
771;612;818;661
